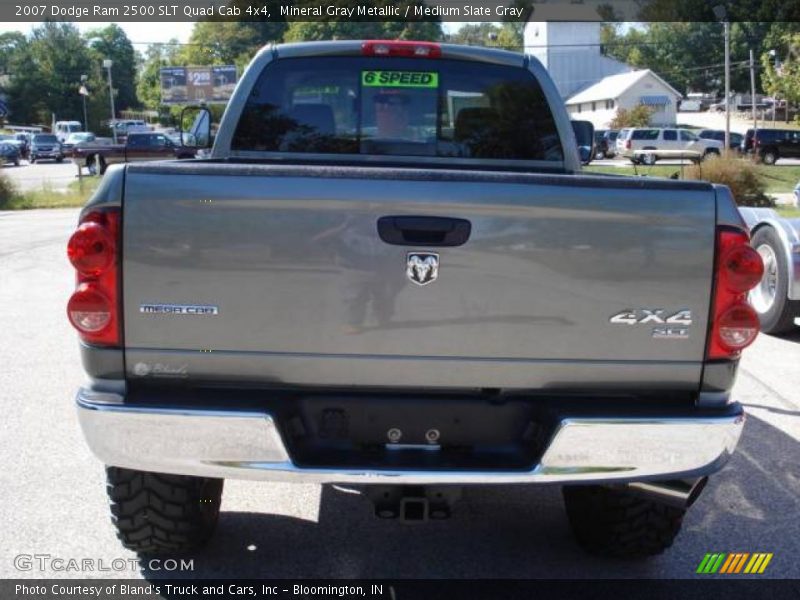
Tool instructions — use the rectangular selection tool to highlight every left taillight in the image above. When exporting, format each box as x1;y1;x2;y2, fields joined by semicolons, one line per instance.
67;209;121;347
707;227;763;360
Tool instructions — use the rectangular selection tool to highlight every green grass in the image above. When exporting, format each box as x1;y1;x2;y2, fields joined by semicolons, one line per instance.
586;163;800;195
756;165;800;193
776;206;800;218
0;176;100;210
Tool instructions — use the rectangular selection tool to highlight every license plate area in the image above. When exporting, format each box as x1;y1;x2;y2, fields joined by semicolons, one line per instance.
279;394;554;471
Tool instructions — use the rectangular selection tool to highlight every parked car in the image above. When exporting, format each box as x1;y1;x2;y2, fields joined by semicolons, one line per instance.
71;131;197;175
62;132;97;153
54;120;83;142
111;120;150;140
69;39;762;560
698;129;743;152
740;128;800;165
595;129;618;159
739;206;800;333
29;133;64;163
571;120;594;165
616;127;723;165
0;142;21;166
0;134;28;159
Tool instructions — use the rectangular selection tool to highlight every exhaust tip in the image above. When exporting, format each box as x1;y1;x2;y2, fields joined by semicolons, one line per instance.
623;477;709;509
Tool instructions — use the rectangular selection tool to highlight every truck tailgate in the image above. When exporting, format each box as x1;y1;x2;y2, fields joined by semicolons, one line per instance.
122;163;715;390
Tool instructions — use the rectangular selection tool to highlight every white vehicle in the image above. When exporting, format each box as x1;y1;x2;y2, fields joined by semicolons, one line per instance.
54;120;83;142
112;120;150;136
739;206;800;333
616;127;724;165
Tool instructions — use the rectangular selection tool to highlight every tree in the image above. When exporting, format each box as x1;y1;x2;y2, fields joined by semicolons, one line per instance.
85;24;138;111
283;3;442;43
178;21;287;72
600;22;780;96
447;23;522;50
761;32;800;117
449;23;500;46
609;105;654;129
0;32;48;124
136;41;182;111
16;23;92;126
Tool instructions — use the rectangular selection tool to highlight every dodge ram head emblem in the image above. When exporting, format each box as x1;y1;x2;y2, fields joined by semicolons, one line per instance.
406;252;439;286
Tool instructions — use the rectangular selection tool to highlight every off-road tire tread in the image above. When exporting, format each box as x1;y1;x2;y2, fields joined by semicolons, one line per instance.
106;467;223;554
563;485;686;558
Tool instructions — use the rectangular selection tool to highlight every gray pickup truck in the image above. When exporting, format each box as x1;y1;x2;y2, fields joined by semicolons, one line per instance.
68;40;764;559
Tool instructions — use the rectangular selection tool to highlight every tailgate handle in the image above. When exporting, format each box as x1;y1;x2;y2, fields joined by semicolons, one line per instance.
377;216;471;247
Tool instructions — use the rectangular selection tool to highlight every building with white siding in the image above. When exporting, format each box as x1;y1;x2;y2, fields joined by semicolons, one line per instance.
525;15;682;128
564;70;682;129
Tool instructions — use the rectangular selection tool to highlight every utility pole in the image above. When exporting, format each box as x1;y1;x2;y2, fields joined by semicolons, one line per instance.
103;59;117;144
724;19;731;154
750;48;757;133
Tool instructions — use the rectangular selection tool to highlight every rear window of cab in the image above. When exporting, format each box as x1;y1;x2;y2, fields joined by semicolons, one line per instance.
232;56;564;162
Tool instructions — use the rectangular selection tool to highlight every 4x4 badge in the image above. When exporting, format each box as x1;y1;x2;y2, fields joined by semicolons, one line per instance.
407;252;439;286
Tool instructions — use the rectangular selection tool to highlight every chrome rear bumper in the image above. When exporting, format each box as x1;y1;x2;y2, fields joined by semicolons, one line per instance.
76;387;744;485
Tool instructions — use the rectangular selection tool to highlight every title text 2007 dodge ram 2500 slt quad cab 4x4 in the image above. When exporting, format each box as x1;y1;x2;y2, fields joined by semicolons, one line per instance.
68;40;764;558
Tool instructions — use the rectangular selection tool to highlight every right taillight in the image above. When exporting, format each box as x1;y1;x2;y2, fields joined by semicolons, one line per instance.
67;209;121;347
707;227;764;359
626;140;632;149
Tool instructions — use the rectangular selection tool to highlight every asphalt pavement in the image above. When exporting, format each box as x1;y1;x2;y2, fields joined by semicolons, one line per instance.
0;208;798;580
2;160;79;192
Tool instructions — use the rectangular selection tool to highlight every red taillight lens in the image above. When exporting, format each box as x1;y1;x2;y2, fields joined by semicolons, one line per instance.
362;40;442;58
66;209;121;347
626;140;632;149
719;244;763;293
67;221;115;276
707;227;764;360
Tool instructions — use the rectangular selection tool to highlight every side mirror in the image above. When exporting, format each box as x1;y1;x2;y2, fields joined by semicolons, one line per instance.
180;106;212;149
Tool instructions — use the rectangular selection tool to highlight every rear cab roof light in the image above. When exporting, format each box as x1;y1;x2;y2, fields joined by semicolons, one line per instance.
362;40;442;58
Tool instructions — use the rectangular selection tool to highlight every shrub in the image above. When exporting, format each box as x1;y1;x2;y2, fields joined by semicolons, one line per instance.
685;155;774;207
0;171;21;210
609;105;654;129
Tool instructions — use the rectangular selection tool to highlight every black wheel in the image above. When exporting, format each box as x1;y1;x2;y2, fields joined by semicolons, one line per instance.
98;156;107;175
563;485;686;558
750;226;800;334
761;150;778;165
702;149;720;161
13;158;19;166
87;155;99;176
56;156;64;163
106;466;223;555
29;157;36;164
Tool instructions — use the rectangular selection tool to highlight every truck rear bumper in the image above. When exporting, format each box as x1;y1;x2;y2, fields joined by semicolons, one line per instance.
76;386;744;485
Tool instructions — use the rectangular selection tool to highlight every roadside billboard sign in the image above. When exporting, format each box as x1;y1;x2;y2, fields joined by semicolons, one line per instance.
160;66;237;104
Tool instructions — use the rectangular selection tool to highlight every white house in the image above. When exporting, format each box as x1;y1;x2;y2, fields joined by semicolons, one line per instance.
524;15;683;128
565;70;683;129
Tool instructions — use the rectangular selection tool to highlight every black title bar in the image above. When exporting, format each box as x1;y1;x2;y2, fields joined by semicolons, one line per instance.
6;0;800;22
